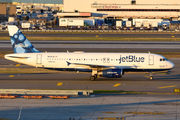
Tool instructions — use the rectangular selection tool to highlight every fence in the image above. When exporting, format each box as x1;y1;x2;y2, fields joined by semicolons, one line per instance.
0;29;178;33
0;89;93;96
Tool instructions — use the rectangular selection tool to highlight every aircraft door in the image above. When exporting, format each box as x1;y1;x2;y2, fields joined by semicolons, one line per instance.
37;54;42;64
149;55;154;65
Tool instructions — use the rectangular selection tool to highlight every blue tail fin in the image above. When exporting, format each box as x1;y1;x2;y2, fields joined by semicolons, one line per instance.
7;25;40;53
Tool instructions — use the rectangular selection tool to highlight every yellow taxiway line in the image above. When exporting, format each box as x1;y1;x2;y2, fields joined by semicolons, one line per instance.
113;83;121;87
57;83;63;86
15;64;21;67
9;75;14;77
158;85;177;89
124;112;165;115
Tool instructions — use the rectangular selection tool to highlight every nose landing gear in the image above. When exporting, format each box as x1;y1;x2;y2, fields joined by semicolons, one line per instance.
149;72;153;80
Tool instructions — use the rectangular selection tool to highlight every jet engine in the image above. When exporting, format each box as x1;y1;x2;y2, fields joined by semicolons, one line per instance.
98;69;123;78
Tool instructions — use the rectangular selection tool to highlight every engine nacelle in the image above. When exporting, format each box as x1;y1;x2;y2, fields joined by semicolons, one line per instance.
99;69;123;78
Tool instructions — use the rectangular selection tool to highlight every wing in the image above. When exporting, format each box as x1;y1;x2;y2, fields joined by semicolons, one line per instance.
66;61;140;70
66;61;115;68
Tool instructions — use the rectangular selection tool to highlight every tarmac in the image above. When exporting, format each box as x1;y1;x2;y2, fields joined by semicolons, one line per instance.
1;33;180;38
0;94;180;120
0;40;180;52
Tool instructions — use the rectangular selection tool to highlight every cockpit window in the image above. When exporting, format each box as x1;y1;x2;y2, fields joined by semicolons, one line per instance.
160;58;168;61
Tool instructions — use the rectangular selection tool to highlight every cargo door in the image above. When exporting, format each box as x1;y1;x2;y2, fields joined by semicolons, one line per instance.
37;54;42;64
149;55;154;65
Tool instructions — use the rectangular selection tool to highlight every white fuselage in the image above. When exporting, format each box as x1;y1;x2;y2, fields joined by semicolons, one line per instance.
5;52;174;72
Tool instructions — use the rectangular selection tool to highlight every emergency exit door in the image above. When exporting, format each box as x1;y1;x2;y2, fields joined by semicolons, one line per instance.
149;55;154;65
37;54;42;64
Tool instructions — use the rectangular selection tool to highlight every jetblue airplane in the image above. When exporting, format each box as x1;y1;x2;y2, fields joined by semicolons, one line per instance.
5;25;174;81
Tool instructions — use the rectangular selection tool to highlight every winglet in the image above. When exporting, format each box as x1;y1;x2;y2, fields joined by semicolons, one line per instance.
66;61;71;66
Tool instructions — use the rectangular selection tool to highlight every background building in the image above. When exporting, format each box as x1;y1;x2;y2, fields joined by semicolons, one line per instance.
0;0;63;4
0;0;63;22
61;0;180;28
63;0;180;19
1;0;180;30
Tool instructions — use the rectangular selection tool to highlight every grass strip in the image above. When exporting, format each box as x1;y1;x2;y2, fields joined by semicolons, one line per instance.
1;31;179;34
0;37;180;41
93;90;179;95
93;90;143;94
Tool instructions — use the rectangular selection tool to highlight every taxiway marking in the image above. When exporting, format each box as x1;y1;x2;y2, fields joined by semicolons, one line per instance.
9;75;14;77
124;112;165;115
158;85;177;89
57;83;63;86
144;76;150;78
113;83;121;87
174;88;180;93
15;64;21;67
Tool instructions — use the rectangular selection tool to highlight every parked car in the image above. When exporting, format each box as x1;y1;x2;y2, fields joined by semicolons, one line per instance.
158;28;163;32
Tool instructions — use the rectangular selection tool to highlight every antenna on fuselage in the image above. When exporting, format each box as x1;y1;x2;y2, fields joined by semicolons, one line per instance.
67;50;69;53
148;51;150;54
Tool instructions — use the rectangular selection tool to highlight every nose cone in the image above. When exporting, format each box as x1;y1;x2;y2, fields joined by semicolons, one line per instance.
169;61;175;69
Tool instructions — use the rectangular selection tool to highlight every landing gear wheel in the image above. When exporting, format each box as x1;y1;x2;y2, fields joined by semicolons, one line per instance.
90;76;96;81
150;76;153;80
149;72;153;80
94;74;97;79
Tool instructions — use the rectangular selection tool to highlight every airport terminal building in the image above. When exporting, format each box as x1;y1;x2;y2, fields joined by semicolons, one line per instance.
1;0;180;29
63;0;180;19
1;0;180;19
0;0;63;4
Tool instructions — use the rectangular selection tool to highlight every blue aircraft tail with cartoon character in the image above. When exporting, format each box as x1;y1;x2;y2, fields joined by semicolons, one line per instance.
7;25;40;53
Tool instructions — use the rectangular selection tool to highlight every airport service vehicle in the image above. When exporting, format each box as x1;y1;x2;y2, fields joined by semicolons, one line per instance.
135;22;141;28
5;25;174;81
116;21;122;27
143;21;150;28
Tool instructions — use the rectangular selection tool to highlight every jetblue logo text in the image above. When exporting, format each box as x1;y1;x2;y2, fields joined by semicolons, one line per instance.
119;55;145;64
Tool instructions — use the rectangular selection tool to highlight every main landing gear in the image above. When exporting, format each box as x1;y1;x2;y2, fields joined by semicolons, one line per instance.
90;69;98;81
90;74;97;81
